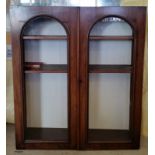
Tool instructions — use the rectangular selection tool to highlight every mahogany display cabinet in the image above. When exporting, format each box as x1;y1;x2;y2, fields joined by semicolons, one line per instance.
10;6;146;150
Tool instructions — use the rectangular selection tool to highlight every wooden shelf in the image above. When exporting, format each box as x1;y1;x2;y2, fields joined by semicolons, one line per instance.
89;36;133;40
88;129;131;143
89;65;132;73
23;35;67;40
25;128;68;142
25;64;67;73
25;64;132;73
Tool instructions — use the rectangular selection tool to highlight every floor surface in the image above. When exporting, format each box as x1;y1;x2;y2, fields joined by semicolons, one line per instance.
6;124;147;155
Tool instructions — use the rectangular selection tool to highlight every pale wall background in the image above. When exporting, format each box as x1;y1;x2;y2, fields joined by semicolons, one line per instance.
6;0;148;137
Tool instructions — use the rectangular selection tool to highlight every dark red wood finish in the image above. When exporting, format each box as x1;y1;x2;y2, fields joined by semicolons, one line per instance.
23;35;67;40
10;6;146;150
79;7;146;149
89;36;133;40
25;64;68;73
89;65;132;73
10;6;79;149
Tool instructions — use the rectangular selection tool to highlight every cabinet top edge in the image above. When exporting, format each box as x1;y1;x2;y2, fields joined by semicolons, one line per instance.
10;6;147;9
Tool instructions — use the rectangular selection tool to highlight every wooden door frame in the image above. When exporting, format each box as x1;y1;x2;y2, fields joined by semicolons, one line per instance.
79;7;146;149
10;6;79;149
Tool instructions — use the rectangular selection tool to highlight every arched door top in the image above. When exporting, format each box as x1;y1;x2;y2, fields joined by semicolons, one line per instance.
22;16;67;36
90;16;133;36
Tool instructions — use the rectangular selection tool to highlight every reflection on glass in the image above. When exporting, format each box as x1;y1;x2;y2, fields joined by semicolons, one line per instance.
90;17;132;36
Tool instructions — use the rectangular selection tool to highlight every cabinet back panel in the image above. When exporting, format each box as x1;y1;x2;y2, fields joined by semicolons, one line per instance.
89;73;130;129
26;73;68;128
89;41;132;64
24;40;67;64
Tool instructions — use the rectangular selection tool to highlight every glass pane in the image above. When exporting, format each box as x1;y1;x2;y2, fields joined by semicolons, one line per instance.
23;17;68;141
90;17;132;36
24;40;67;64
88;16;132;142
23;17;66;35
89;40;132;64
25;73;68;141
89;73;130;130
26;73;68;128
23;17;67;64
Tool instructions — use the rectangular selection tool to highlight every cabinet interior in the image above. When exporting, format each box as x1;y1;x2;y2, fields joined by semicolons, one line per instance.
23;17;69;142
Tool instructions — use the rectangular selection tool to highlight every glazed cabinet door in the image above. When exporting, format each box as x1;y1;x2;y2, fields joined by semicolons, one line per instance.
79;7;146;149
10;6;78;149
11;6;146;150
